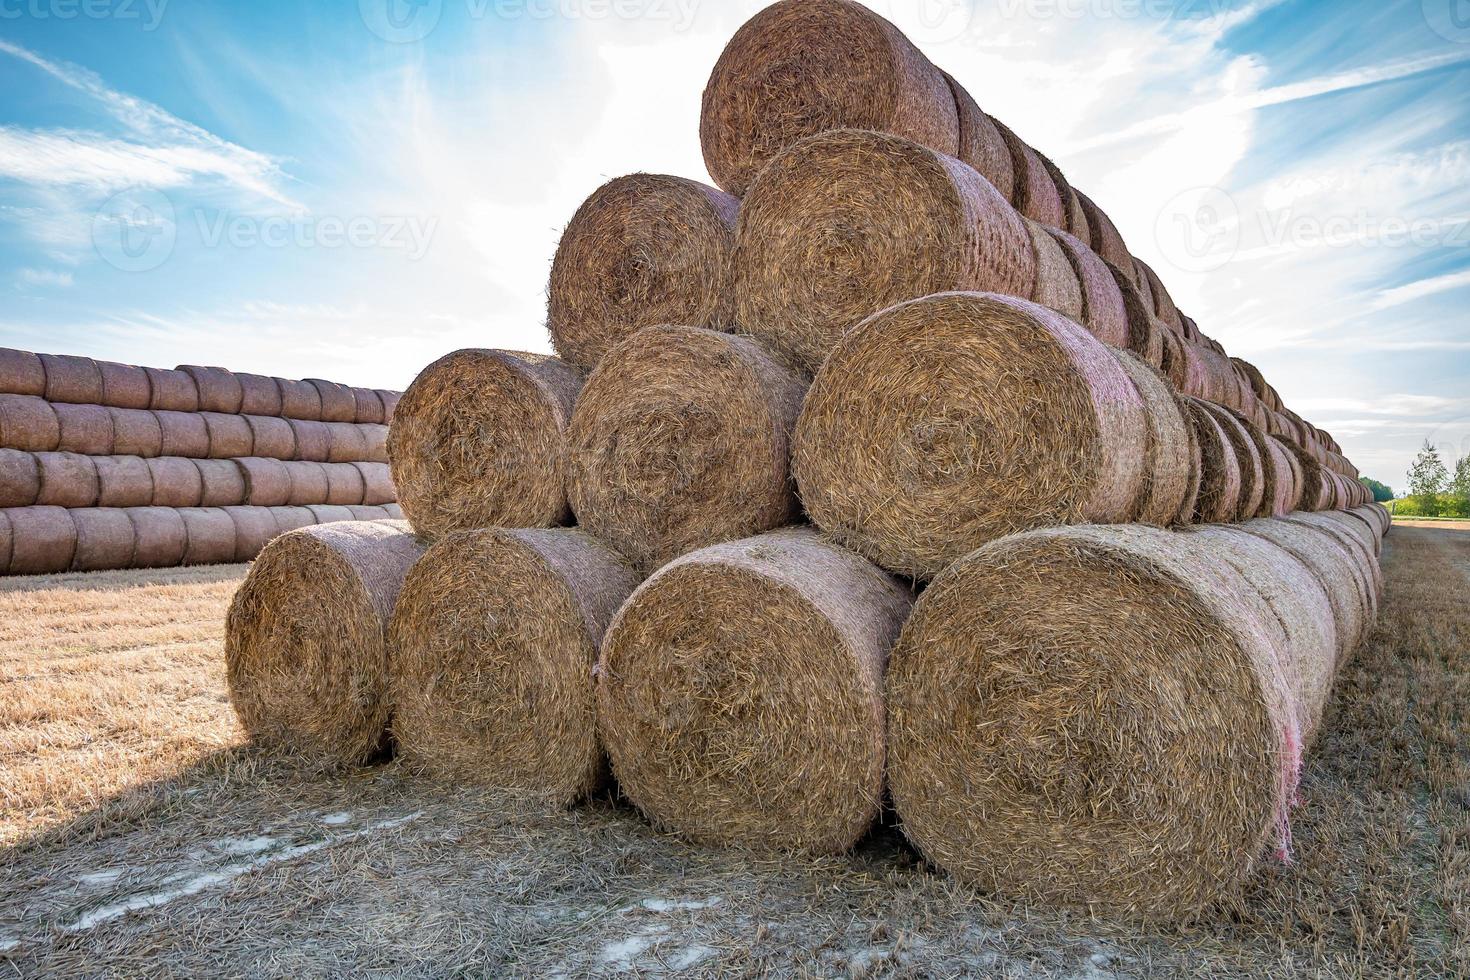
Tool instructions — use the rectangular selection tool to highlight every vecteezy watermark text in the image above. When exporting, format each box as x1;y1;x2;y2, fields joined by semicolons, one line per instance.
0;0;167;30
358;0;700;43
195;211;438;261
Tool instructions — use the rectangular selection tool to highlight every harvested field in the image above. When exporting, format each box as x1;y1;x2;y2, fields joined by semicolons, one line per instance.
0;526;1464;975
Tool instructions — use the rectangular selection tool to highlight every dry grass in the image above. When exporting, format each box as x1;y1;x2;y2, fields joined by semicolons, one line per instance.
0;526;1465;975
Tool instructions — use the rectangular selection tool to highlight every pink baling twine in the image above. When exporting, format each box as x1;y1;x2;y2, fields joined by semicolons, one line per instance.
1274;721;1304;864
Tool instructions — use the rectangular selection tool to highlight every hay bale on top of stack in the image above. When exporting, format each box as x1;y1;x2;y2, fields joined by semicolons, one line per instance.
0;348;401;575
223;0;1385;924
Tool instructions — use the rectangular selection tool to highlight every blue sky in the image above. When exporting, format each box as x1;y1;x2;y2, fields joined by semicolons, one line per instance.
1;0;1467;490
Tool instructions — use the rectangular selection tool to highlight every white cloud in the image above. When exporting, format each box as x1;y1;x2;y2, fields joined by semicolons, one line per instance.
16;268;74;288
1367;267;1470;312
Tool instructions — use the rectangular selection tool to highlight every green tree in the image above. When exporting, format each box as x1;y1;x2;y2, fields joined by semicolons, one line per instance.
1359;477;1394;503
1449;455;1470;517
1406;440;1449;517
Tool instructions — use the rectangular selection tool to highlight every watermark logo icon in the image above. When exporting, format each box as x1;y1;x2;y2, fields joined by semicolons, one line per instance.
92;187;176;272
359;0;443;43
1423;0;1470;43
888;0;973;44
1154;185;1240;274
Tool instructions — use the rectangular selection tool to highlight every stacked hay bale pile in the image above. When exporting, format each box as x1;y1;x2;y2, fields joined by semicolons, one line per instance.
223;0;1387;922
0;348;401;574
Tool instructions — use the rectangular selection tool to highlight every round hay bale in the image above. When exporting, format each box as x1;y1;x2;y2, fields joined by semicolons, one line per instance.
307;379;356;423
1240;416;1288;518
346;505;392;521
324;462;366;506
144;367;199;412
271;505;316;536
382;503;403;519
157;411;210;458
1177;396;1204;524
1182;397;1240;524
1037;153;1081;233
992;118;1065;226
276;378;322;421
1130;257;1156;312
95;455;155;508
0;510;9;572
887;523;1312;920
1287;512;1380;604
359;424;388;464
1074;190;1132;272
71;508;137;571
40;353;103;404
34;452;99;508
1137;260;1183;332
736;128;1035;374
244;414;295;460
699;0;958;196
195;458;247;507
306;504;356;525
1199;402;1264;521
97;360;152;410
567;326;806;574
284;461;330;507
0;348;45;396
0;395;59;452
352;388;385;425
943;73;1013;201
0;449;40;508
223;506;279;561
389;349;582;540
389;527;639;801
1270;436;1305;513
53;403;114;455
794;291;1148;578
1024;219;1083;321
226;520;427;765
146;456;204;508
548;174;739;371
109;408;163;458
127;506;188;568
598;528;912;852
1321;508;1382;558
1284;442;1329;512
179;365;243;414
1048;229;1129;348
180;507;238;566
1110;260;1167;367
325;422;368;463
1108;350;1192;525
377;390;400;422
287;418;330;462
1239;517;1367;663
354;462;395;506
237;457;291;507
202;412;254;459
5;506;77;574
234;373;282;417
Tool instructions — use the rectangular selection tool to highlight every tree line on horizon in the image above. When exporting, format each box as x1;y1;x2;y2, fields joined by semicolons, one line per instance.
1368;441;1470;518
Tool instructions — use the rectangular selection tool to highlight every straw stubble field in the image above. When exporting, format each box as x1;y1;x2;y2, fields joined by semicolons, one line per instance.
0;523;1465;976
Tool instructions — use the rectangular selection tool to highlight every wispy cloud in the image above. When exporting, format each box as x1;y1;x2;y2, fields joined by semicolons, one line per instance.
16;267;74;288
1368;267;1470;312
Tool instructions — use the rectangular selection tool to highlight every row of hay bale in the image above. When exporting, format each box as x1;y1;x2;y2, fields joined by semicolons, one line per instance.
225;503;1384;921
0;396;388;461
0;503;402;575
0;348;399;423
0;452;393;510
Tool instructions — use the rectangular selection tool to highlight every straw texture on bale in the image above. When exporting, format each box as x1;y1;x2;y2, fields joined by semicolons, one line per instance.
943;72;1013;201
224;506;280;561
127;507;188;568
226;521;427;765
307;504;356;524
353;387;385;425
72;508;136;572
40;354;103;404
699;0;957;196
389;349;582;540
359;424;388;464
276;379;322;421
325;422;367;463
157;411;211;458
1075;190;1133;273
355;462;395;505
202;412;253;459
97;360;152;410
195;458;248;507
390;528;639;802
568;326;807;574
284;418;329;463
1238;517;1369;661
0;449;40;508
736;129;1035;374
887;523;1340;920
0;349;45;396
1024;219;1083;321
237;457;291;507
794;292;1147;579
236;374;283;417
178;365;242;415
598;529;913;853
1109;351;1193;526
1183;398;1241;524
378;390;400;422
95;455;156;508
1137;260;1182;331
1048;228;1129;348
1110;262;1166;367
5;506;77;574
992;118;1065;227
146;456;204;508
309;379;357;423
0;395;59;452
548;174;740;371
110;408;163;458
1200;402;1263;521
145;368;199;412
346;505;394;521
1285;513;1382;608
34;452;98;508
324;462;366;506
284;461;330;507
271;505;316;537
181;507;238;565
53;403;114;455
244;414;295;460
